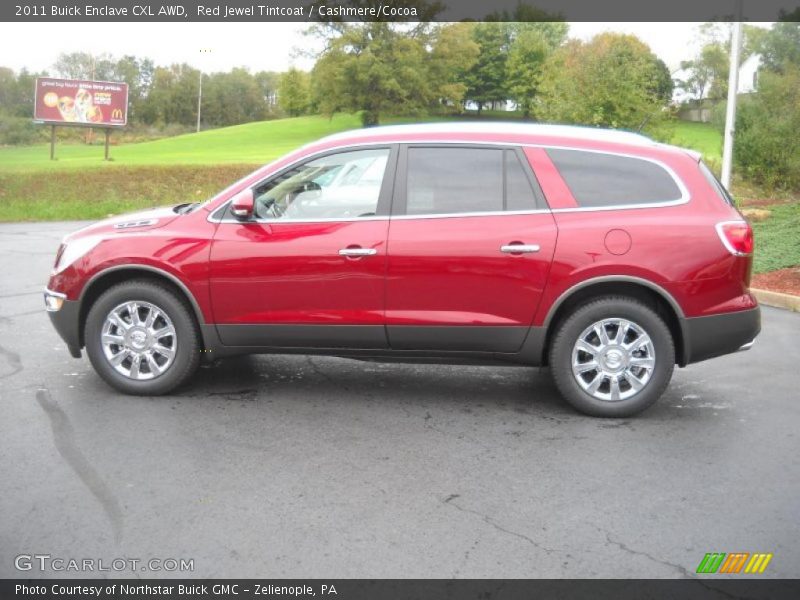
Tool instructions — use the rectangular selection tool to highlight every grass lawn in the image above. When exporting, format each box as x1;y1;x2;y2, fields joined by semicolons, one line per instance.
665;121;722;163
0;114;365;173
749;201;800;274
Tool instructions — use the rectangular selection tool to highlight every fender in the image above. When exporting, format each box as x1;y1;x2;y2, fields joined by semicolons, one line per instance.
540;274;689;366
79;264;222;355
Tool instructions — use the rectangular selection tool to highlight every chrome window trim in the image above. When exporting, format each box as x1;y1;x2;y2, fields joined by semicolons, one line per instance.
391;209;551;220
212;215;390;224
542;147;690;212
207;139;691;224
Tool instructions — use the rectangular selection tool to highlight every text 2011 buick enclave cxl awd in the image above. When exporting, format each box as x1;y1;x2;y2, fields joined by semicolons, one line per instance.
44;123;760;417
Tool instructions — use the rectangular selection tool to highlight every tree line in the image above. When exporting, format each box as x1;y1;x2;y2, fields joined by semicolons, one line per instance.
0;18;673;138
1;15;799;188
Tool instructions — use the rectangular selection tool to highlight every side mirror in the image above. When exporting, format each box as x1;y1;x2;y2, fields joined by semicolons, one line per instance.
230;189;254;220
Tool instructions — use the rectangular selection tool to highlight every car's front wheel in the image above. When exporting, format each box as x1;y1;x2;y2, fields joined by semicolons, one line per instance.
549;296;675;417
85;280;200;395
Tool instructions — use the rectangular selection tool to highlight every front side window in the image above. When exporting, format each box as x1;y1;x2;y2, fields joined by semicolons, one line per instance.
252;148;390;220
405;147;540;216
546;148;683;208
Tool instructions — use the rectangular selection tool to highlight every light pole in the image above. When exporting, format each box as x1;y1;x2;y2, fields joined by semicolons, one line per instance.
721;1;743;190
196;69;203;133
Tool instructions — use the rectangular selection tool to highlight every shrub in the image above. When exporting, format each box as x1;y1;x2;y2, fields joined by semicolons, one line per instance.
729;67;800;190
0;114;42;145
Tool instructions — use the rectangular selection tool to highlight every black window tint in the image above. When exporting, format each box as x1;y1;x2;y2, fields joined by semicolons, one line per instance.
505;150;538;211
546;148;682;208
407;148;503;215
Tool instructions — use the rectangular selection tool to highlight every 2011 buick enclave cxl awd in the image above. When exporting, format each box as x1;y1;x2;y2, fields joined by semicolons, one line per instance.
44;123;760;417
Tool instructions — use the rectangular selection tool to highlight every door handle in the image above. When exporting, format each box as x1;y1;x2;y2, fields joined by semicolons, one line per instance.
500;244;540;254
339;247;377;257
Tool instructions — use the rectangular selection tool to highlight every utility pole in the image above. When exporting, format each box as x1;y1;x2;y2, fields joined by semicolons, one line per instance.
721;0;743;189
87;53;96;145
196;69;203;133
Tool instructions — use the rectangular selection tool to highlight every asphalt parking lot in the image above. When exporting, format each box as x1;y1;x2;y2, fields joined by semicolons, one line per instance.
1;220;798;579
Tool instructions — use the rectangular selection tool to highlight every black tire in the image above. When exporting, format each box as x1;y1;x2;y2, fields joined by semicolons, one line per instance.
84;279;201;395
548;296;675;417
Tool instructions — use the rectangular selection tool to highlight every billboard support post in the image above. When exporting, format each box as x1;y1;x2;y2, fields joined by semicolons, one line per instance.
50;125;56;161
104;128;111;161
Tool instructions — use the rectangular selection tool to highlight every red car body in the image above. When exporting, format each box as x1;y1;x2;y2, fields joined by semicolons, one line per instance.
45;123;760;412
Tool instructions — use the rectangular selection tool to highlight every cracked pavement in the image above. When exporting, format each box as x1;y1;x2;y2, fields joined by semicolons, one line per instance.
1;221;798;578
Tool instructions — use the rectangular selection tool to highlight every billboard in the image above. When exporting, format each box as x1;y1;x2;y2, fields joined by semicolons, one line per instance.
34;78;128;127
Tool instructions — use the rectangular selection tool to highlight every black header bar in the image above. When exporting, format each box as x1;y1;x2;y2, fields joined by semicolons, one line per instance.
4;579;800;600
3;0;800;23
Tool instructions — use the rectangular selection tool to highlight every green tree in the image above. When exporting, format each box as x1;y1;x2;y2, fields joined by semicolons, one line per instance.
278;68;311;117
255;71;281;116
427;22;480;111
311;22;433;126
111;55;154;124
536;33;671;130
678;42;729;101
650;58;674;105
0;67;39;118
506;29;549;118
505;25;569;119
53;51;116;80
463;23;510;112
756;22;800;73
139;64;199;126
732;66;800;189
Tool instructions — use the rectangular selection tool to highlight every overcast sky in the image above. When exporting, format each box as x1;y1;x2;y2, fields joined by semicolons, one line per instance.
0;22;773;76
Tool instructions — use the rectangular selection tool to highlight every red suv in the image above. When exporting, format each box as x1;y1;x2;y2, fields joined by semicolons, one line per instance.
44;123;759;417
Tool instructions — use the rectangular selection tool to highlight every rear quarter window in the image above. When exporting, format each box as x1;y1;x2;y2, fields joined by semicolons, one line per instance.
699;161;735;206
546;148;684;208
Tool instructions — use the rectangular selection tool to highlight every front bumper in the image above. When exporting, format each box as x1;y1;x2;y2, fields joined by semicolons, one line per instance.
44;289;82;358
682;306;761;365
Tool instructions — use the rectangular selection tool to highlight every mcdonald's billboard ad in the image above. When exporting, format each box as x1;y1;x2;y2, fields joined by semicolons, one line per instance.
34;77;128;127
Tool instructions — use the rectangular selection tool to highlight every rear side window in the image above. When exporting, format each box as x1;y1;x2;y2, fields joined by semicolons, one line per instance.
546;148;683;208
506;150;539;211
405;147;539;216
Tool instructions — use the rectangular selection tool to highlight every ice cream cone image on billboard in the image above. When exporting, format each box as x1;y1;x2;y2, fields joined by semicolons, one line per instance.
74;88;92;122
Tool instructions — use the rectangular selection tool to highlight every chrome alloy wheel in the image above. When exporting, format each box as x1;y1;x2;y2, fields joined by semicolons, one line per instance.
100;301;177;380
571;318;656;402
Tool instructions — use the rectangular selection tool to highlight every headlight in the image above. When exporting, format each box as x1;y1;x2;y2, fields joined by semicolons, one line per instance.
54;236;101;274
44;290;66;312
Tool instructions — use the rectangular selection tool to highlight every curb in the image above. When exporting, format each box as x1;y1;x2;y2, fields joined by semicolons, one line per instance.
751;288;800;312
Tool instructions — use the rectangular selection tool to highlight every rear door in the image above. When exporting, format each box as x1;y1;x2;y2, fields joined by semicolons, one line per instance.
385;145;558;353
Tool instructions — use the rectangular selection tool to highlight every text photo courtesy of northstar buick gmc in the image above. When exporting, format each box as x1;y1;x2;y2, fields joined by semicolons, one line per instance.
44;123;760;417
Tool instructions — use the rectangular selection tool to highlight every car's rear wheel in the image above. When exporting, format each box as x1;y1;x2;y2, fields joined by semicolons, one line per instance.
549;296;675;417
85;280;200;395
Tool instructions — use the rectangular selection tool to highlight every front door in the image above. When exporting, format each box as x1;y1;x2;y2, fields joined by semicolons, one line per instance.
385;145;557;353
209;146;397;349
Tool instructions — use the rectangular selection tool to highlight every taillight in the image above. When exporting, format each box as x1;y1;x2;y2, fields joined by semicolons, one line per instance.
715;221;754;256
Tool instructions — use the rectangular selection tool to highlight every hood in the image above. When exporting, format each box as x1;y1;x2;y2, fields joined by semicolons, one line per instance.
64;205;182;243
